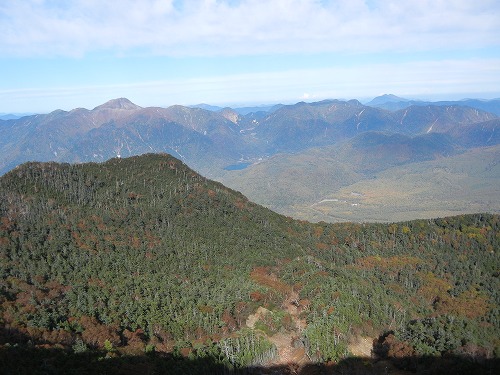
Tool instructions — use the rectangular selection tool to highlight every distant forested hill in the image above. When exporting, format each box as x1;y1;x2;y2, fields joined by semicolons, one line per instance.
0;154;498;373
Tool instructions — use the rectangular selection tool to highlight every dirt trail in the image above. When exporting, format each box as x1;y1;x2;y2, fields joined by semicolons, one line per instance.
348;336;373;357
268;332;307;366
246;288;310;367
246;306;271;329
245;281;413;374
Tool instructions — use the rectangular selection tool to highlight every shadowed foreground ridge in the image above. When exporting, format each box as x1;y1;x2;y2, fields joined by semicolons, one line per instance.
1;322;499;374
1;340;498;375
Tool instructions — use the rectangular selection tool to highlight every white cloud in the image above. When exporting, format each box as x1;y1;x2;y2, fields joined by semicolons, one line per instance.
1;0;499;57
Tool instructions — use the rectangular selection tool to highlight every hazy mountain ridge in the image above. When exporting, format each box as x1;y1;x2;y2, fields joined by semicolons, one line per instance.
367;94;500;115
365;94;412;106
191;103;284;115
0;113;32;120
1;97;497;176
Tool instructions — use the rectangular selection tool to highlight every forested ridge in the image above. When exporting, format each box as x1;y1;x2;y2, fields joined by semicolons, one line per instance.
0;153;498;374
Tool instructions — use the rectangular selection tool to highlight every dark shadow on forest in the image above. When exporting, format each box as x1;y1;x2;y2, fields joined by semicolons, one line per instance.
1;326;498;375
2;345;499;375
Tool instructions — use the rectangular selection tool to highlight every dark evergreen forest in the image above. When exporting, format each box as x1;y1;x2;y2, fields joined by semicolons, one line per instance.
0;154;498;374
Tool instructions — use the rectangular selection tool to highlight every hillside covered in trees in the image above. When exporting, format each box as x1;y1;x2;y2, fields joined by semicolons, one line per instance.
0;154;498;374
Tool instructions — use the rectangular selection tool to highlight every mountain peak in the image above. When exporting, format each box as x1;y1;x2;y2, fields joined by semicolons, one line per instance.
366;94;411;106
190;103;223;111
93;98;142;111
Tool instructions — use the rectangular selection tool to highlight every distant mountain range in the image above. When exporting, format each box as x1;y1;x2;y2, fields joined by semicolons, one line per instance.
0;98;253;177
365;94;500;115
191;103;284;115
1;96;498;221
0;112;35;120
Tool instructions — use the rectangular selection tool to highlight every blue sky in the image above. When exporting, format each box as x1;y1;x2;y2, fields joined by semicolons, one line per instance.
1;0;499;113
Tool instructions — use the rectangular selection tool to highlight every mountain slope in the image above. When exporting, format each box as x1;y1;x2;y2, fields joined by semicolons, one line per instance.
389;105;496;134
251;100;393;152
1;98;497;178
334;131;456;173
447;118;500;148
0;99;258;177
367;95;500;115
0;99;145;172
221;142;500;222
246;100;495;154
0;154;498;373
